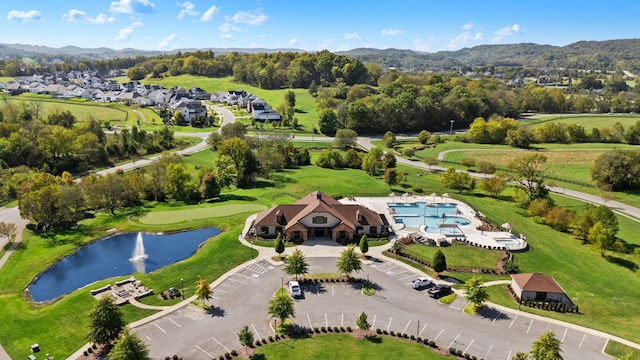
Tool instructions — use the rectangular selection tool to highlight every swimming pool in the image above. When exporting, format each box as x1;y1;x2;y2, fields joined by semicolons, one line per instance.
389;202;469;233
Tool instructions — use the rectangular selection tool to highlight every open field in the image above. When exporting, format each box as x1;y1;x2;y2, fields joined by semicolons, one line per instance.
139;203;267;224
522;114;640;129
250;333;449;360
402;243;503;270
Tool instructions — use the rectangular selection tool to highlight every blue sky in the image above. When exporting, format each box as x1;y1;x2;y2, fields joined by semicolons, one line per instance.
1;0;640;52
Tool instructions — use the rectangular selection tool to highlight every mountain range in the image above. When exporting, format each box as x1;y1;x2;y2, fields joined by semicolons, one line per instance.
2;39;640;71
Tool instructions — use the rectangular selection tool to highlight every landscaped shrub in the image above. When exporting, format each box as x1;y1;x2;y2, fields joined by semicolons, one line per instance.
347;326;352;332
254;340;261;347
218;356;224;360
224;352;231;360
231;350;237;356
92;344;97;350
261;338;267;344
410;335;415;340
464;353;471;359
389;330;395;336
87;348;93;354
314;327;319;333
450;347;457;355
334;326;340;332
172;355;179;360
83;351;88;357
383;330;388;335
321;326;327;332
340;326;345;332
429;340;436;348
456;349;463;356
403;333;408;338
472;355;477;360
268;336;274;342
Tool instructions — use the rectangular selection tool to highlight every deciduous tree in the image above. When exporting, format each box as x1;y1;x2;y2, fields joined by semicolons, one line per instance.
529;331;563;360
87;296;125;345
463;274;489;311
336;245;362;276
267;292;295;324
108;328;150;360
237;325;254;355
508;154;549;202
356;311;370;330
195;276;212;306
283;248;309;281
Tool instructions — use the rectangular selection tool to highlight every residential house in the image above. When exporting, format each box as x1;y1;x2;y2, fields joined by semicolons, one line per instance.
248;97;282;122
251;191;387;242
189;87;209;100
510;273;572;304
170;99;207;122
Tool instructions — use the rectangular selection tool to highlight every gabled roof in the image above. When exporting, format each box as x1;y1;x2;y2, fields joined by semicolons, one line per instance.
253;191;383;232
511;273;566;294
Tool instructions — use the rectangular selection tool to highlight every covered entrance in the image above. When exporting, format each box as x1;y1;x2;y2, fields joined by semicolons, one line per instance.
308;227;331;240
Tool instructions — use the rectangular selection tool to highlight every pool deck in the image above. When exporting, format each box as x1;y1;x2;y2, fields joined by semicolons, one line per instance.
340;195;527;251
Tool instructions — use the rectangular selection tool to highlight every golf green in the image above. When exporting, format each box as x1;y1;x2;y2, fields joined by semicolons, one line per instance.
139;204;267;224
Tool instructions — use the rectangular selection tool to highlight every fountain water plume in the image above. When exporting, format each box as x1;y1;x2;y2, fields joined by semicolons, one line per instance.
130;232;148;261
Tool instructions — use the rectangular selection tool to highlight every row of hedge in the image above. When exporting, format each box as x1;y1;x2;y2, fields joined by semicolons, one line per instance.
393;249;508;275
508;286;579;313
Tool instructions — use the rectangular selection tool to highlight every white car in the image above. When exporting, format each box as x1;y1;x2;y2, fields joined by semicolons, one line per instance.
288;281;302;298
410;277;433;290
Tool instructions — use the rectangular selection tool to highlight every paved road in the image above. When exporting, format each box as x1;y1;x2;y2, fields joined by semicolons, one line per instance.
133;257;608;360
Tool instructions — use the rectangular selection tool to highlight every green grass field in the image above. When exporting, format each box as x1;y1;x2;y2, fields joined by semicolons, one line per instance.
139;203;267;224
403;243;503;270
522;114;640;129
250;334;449;360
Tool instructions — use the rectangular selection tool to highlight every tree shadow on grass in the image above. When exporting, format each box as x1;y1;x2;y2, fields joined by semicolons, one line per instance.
605;254;638;272
215;194;258;202
365;335;382;343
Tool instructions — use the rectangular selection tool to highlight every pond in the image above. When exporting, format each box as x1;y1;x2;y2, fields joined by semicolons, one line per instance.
28;227;221;302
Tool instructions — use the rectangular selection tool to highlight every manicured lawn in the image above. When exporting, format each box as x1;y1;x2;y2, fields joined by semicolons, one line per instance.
138;203;267;224
523;114;640;129
605;340;640;360
250;333;450;359
403;243;503;270
2;96;128;123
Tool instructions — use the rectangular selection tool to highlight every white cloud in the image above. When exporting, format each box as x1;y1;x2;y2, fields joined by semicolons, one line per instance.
110;0;155;14
62;9;85;22
159;33;178;47
461;22;474;30
7;10;43;22
226;9;267;25
447;31;483;50
316;38;334;50
381;28;403;36
289;37;298;46
492;24;522;42
200;5;219;22
219;22;241;32
114;21;142;41
414;37;435;52
220;33;233;40
89;13;116;24
344;32;360;40
178;2;198;19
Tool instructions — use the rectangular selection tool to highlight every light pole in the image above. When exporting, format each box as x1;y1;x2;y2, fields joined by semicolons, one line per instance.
181;278;184;299
449;120;455;135
251;240;254;259
417;319;420;339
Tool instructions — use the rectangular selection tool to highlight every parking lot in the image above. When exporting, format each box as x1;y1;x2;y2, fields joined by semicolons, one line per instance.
134;257;609;360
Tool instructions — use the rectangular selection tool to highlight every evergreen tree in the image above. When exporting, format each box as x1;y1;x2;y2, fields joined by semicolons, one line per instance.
275;233;285;259
433;249;447;274
359;235;369;255
356;311;370;330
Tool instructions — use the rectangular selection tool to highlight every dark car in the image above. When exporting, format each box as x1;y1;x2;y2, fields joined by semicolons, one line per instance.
428;284;452;299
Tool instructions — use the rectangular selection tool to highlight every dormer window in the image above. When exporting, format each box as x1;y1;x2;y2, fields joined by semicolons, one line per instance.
312;216;327;224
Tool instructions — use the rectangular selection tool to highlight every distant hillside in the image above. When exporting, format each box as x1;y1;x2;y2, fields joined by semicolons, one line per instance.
2;39;640;71
337;39;640;71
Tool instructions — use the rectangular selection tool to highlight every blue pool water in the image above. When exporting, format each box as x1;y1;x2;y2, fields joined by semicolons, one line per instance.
29;227;221;302
390;202;469;233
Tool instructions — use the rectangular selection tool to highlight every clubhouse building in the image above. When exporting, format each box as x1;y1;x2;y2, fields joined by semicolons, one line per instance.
250;191;388;242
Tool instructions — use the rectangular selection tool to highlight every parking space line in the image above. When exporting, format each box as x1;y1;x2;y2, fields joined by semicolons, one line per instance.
307;314;313;329
219;283;236;288
211;296;223;301
325;313;328;328
561;328;568;343
371;315;377;329
492;314;499;323
153;322;167;334
195;345;214;358
398;274;416;280
507;350;512;360
227;278;246;284
526;320;534;333
251;324;262;341
402;320;411;335
386;317;393;332
463;339;475;353
332;284;335;296
315;284;320;296
341;313;344;328
434;329;444;341
211;337;231;353
234;272;253;279
579;333;586;348
393;269;410;277
484;344;493;359
447;334;460;349
167;318;181;328
419;324;427;338
509;315;518;328
142;331;150;340
215;289;227;293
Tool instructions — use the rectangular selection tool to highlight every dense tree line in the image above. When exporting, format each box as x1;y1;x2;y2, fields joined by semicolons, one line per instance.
0;103;176;175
